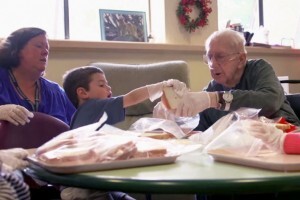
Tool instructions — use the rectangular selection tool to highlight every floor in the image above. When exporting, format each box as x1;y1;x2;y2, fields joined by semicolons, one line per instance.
29;189;300;200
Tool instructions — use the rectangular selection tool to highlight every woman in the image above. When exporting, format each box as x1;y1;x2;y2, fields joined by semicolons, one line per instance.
0;27;76;125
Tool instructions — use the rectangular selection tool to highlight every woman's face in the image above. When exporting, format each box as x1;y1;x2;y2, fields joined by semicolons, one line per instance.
18;34;49;76
206;38;245;88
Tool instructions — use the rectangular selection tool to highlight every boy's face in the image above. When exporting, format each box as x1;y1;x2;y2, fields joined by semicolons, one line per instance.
86;72;112;99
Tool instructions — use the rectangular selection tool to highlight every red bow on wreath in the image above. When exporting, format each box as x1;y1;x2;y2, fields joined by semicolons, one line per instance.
176;0;212;33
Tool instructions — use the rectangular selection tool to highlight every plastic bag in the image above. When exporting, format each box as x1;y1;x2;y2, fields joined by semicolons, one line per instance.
129;117;186;138
37;134;138;166
152;102;200;134
189;113;235;145
203;119;264;157
129;116;200;139
191;108;265;157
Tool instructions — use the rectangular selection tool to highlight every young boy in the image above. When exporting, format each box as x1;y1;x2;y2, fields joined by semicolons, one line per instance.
63;66;186;129
62;66;186;200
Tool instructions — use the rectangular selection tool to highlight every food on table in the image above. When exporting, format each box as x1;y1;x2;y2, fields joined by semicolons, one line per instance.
161;86;182;109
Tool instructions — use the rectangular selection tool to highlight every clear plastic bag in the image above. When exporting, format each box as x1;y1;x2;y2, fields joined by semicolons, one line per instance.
152;102;200;134
129;116;199;139
203;119;264;157
191;108;265;157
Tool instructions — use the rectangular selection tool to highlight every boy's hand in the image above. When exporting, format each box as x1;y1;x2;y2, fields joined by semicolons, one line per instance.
164;79;187;95
146;79;187;102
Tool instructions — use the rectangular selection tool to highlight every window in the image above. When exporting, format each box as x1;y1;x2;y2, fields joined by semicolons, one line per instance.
263;0;300;47
68;0;149;41
218;0;300;48
0;0;64;39
218;0;259;32
0;0;150;41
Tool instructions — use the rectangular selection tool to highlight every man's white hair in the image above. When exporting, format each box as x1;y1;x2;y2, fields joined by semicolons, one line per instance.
205;29;247;54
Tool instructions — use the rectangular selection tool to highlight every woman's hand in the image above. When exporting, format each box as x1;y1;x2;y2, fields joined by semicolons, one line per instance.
0;104;34;125
243;120;285;152
0;148;29;172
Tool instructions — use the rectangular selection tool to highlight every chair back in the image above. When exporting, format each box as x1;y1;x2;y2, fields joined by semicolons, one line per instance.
0;112;69;149
279;79;300;119
286;94;300;120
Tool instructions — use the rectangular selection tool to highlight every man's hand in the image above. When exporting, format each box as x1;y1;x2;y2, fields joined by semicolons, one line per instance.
175;91;211;117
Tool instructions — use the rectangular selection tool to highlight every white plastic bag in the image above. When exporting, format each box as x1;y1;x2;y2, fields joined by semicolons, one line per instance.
203;120;264;157
191;108;264;157
129;117;186;138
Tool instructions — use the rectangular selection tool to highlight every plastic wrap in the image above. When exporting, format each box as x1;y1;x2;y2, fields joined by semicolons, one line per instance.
152;102;200;134
37;134;138;166
203;120;264;157
34;123;202;167
129;116;199;139
190;108;266;157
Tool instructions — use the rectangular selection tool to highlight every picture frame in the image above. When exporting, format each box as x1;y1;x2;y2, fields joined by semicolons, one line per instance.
99;9;148;42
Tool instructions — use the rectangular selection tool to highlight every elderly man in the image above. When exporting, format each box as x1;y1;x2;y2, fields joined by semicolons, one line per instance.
175;29;300;131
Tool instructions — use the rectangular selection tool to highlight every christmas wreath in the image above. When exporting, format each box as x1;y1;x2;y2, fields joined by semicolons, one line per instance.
176;0;212;33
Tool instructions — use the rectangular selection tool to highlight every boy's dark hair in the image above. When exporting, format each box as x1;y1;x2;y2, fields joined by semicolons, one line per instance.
0;27;46;69
63;66;104;108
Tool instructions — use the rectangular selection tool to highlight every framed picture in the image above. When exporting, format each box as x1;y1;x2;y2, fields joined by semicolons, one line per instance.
99;9;148;42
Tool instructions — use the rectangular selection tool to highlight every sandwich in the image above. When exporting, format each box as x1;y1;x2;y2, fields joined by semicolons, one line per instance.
140;131;175;139
161;86;182;109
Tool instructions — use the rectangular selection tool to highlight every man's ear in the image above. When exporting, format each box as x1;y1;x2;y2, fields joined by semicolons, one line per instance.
76;87;89;99
238;53;247;68
239;53;247;62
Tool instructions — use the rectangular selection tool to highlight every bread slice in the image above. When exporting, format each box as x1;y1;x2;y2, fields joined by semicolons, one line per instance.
140;131;175;139
161;86;182;109
275;123;291;132
133;148;167;158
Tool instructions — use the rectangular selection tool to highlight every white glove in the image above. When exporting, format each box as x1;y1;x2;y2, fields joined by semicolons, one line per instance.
0;104;34;126
175;91;211;117
243;120;285;152
146;79;187;102
0;148;29;172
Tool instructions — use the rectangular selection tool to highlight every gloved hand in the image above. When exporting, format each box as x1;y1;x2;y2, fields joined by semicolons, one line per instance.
175;91;211;117
0;104;34;126
243;120;285;152
146;79;187;102
0;148;29;172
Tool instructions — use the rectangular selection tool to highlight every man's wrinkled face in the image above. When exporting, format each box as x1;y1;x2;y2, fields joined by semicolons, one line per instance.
205;38;243;87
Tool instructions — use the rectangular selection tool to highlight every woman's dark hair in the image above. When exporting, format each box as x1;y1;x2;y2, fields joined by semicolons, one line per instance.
63;66;104;108
0;27;46;69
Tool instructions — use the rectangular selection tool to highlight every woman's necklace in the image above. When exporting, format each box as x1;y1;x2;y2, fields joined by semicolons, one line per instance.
8;70;40;111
